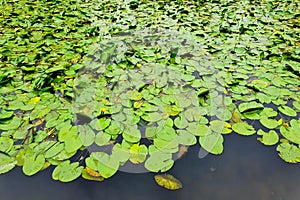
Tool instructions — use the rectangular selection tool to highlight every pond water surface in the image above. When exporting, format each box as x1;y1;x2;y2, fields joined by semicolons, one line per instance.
1;133;300;200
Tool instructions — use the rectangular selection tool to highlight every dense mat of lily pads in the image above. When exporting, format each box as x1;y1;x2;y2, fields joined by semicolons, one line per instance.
0;0;299;183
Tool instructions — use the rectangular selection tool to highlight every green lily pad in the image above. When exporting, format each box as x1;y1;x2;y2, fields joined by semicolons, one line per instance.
257;130;279;146
86;152;119;178
0;153;16;174
78;125;95;147
280;119;300;145
22;149;45;176
52;161;83;182
278;105;297;117
238;101;264;113
94;131;111;146
176;130;197;146
145;149;174;172
0;137;14;153
232;122;256;136
186;123;209;136
129;144;148;164
45;143;65;159
259;117;279;129
277;143;300;163
199;133;224;155
174;116;189;129
209;120;232;134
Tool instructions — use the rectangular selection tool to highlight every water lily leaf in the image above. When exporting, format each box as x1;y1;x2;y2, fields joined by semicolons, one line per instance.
209;120;232;134
176;130;197;146
277;143;300;163
163;105;182;116
231;110;243;123
86;152;119;178
126;90;143;101
232;122;256;136
259;117;279;129
0;153;16;174
95;131;111;146
0;137;14;153
257;130;279;146
156;126;176;141
293;101;300;112
52;161;83;182
145;151;174;172
238;101;264;113
0;117;23;131
45;142;65;159
186;123;209;136
144;126;156;139
199;133;224;155
111;143;130;164
154;174;182;190
278;105;297;117
129;144;148;164
174;116;188;129
90;118;111;131
141;112;163;122
78;125;95;146
260;107;277;118
58;125;82;153
154;137;178;153
50;149;77;161
280;120;300;145
184;108;202;122
82;167;104;182
0;110;14;120
23;149;45;176
105;121;123;135
122;126;141;143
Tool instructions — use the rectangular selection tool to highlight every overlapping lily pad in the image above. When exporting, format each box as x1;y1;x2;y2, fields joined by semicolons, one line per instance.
0;0;299;187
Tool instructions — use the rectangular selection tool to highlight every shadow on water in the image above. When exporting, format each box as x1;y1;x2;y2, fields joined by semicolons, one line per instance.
1;133;300;200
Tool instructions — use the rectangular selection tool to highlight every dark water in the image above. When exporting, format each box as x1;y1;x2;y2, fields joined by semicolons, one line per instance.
1;133;300;200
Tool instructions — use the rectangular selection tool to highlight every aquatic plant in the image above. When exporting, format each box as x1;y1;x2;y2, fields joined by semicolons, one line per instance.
0;0;299;189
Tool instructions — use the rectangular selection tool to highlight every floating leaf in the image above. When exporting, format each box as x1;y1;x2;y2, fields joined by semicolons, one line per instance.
259;117;279;129
154;174;183;190
176;130;197;146
238;101;264;113
22;149;45;176
280;119;300;145
86;152;119;179
129;144;148;164
278;106;297;117
82;167;104;182
145;151;174;172
232;122;256;136
0;137;14;153
141;112;163;122
52;161;83;182
0;153;16;174
209;120;232;134
277;143;300;163
199;133;224;154
78;125;95;146
257;130;279;146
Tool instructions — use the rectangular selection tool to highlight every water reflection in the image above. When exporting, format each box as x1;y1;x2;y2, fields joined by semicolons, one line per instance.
1;133;300;200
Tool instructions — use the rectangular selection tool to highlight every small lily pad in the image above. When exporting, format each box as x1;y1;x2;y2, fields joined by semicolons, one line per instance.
52;161;83;182
257;130;279;146
278;106;297;117
232;122;256;136
277;143;300;163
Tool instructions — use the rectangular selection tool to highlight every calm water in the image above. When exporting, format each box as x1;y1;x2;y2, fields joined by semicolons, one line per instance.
1;133;300;200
